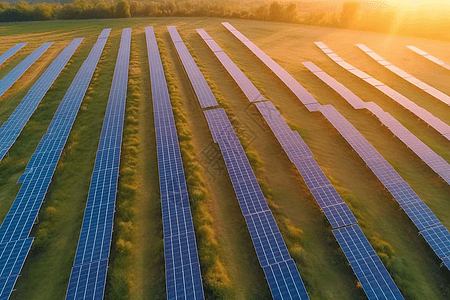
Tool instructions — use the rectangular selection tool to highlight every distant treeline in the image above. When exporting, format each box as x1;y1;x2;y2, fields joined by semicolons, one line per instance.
1;0;449;42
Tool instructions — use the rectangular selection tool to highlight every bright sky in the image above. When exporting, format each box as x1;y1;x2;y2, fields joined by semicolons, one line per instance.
386;0;450;5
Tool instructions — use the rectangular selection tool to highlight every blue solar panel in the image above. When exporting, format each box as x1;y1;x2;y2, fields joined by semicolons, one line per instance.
263;259;310;300
322;203;357;229
0;42;52;98
167;26;218;109
204;108;309;299
402;201;440;231
65;259;108;300
0;29;109;300
244;211;291;267
221;24;405;297
165;231;204;300
441;256;450;271
145;26;205;300
0;238;33;278
333;225;404;300
357;44;450;106
0;38;83;163
0;43;27;67
304;60;450;276
420;225;450;258
66;28;129;300
0;276;18;300
315;42;450;141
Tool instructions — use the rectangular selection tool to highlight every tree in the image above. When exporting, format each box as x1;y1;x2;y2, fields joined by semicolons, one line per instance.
284;3;297;23
116;0;130;18
341;1;360;28
269;1;283;22
254;4;268;21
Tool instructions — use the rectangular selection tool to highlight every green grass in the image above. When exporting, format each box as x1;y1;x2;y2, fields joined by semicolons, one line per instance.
1;17;450;300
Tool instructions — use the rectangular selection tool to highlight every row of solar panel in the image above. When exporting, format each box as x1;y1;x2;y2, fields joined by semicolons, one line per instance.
221;22;405;300
303;61;450;186
357;44;450;106
408;45;450;71
0;43;27;66
313;104;450;272
169;25;309;299
0;42;53;99
306;44;450;270
167;26;218;109
0;38;83;162
315;42;450;142
0;29;111;300
66;28;130;300
146;26;205;300
203;108;310;300
213;24;359;229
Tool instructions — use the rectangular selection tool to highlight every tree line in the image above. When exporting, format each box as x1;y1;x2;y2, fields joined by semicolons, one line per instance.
0;0;449;42
0;0;361;25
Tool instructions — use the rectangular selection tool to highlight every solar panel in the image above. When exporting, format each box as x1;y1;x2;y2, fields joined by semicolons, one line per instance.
0;38;83;163
145;26;205;300
333;225;404;300
316;42;450;142
322;203;358;229
66;28;130;300
441;256;450;271
165;231;204;300
420;225;450;258
167;26;218;109
0;276;18;300
244;211;291;267
0;238;33;278
65;259;108;300
204;109;270;216
221;23;405;299
203;108;309;299
0;42;52;98
0;43;27;66
407;45;450;71
263;259;309;300
357;44;450;107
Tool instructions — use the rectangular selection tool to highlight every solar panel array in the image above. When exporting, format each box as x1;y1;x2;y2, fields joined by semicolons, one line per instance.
317;103;450;272
167;26;218;109
0;43;27;66
146;26;204;300
169;25;308;299
221;23;406;299
407;46;450;71
221;22;319;110
204;108;309;300
0;42;53;99
357;44;450;106
0;29;110;300
65;28;129;300
303;61;450;186
0;38;83;163
314;42;450;142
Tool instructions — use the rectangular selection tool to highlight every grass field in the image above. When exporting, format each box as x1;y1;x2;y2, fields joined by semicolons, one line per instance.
1;17;450;300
